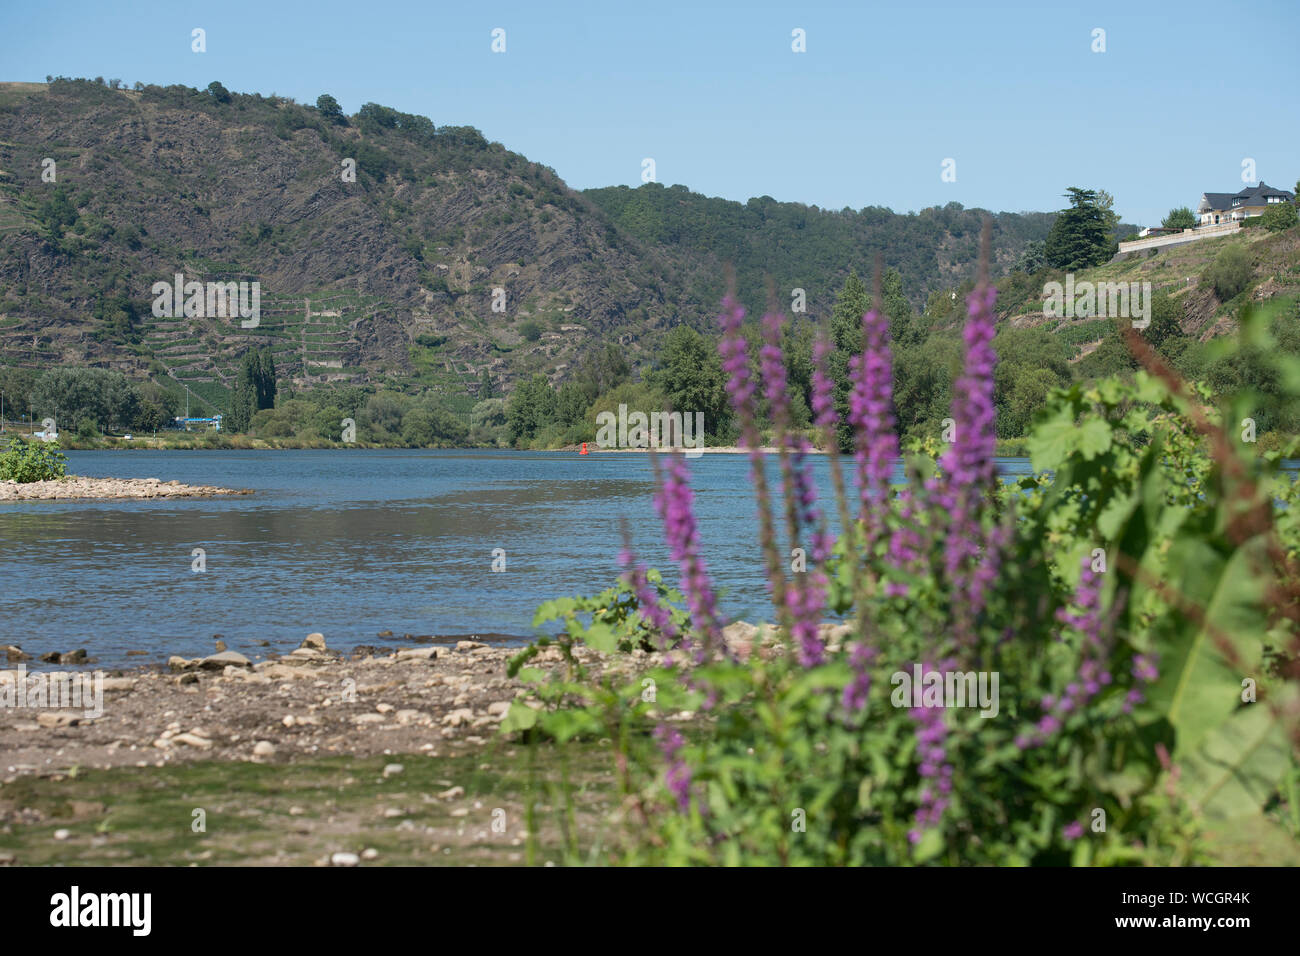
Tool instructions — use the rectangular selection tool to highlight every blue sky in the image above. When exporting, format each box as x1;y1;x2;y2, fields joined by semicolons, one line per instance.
2;0;1296;226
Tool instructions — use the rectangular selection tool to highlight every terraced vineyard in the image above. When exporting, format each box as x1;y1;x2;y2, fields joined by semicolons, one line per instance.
140;289;389;402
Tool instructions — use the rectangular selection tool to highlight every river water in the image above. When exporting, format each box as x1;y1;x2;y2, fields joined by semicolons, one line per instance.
0;450;1036;667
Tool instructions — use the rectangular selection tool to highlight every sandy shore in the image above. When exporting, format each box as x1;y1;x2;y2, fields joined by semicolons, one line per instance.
0;475;250;501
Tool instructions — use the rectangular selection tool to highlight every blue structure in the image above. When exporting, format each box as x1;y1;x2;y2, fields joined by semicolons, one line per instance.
174;414;223;432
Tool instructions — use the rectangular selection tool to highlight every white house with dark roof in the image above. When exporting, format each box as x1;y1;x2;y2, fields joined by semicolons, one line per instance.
1197;182;1294;226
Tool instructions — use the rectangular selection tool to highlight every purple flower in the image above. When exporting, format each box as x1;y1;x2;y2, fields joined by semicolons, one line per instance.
653;454;726;662
655;724;692;814
842;642;876;713
847;308;898;544
910;681;951;839
1063;821;1085;841
936;284;1000;639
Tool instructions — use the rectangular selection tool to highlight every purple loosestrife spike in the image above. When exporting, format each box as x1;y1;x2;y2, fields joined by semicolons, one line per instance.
1026;556;1117;747
719;298;795;638
937;283;1000;641
842;642;876;712
762;310;826;666
652;452;728;663
848;308;898;543
654;724;692;814
908;679;952;844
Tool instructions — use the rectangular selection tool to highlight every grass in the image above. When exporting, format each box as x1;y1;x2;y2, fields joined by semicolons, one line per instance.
0;741;618;866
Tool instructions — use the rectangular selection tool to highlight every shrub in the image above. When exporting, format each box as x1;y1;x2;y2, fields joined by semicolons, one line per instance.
0;437;68;482
1260;202;1299;233
1206;244;1253;300
504;266;1300;866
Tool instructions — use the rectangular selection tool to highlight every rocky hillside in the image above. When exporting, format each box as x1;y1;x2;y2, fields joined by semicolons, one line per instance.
0;78;1060;407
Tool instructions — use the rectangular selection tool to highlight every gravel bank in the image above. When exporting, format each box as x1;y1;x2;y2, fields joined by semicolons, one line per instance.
0;475;250;501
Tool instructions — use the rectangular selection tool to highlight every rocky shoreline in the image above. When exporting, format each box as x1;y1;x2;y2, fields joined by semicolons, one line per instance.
0;621;848;782
0;633;644;781
0;475;250;501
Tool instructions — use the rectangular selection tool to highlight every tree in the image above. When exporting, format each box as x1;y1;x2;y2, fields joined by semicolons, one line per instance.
644;325;729;436
1045;188;1114;271
316;93;344;122
227;358;257;433
1013;240;1046;275
206;81;231;104
1162;207;1196;230
830;270;871;353
255;349;277;410
1259;201;1298;233
1095;188;1120;237
506;374;557;444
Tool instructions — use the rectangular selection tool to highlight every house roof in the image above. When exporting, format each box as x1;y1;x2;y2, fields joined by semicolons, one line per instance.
1199;182;1295;212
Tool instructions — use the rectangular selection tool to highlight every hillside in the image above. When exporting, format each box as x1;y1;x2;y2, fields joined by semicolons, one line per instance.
0;77;1061;414
997;223;1300;353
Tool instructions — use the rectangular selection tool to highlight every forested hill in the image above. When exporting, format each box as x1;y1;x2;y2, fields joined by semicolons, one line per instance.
583;184;1058;314
2;77;1064;403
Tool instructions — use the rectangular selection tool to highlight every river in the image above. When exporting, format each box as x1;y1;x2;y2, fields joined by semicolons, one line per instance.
0;450;1036;667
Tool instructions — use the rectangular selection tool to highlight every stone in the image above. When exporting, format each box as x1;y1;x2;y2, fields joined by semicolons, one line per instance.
252;740;275;758
3;645;29;662
329;851;360;867
722;621;758;657
173;733;213;749
455;641;487;652
375;703;395;714
382;763;404;777
361;847;379;860
442;708;475;728
201;650;251;670
260;663;315;681
36;711;82;728
438;786;465;799
395;647;437;661
302;632;327;650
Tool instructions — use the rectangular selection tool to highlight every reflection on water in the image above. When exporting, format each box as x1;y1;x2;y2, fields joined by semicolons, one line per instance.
0;450;1036;667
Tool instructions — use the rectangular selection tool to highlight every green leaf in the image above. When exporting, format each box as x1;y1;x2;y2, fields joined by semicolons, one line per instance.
499;701;539;733
1076;417;1113;460
576;620;618;653
1146;534;1268;756
1027;406;1076;473
912;827;945;863
1180;699;1293;819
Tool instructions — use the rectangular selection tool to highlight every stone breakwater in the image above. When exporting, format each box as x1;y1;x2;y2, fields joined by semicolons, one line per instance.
0;476;250;501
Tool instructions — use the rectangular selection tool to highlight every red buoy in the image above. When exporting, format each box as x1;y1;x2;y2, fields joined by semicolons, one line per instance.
580;442;589;455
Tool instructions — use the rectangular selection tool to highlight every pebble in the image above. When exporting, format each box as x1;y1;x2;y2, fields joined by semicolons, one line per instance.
382;763;404;777
329;851;360;867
